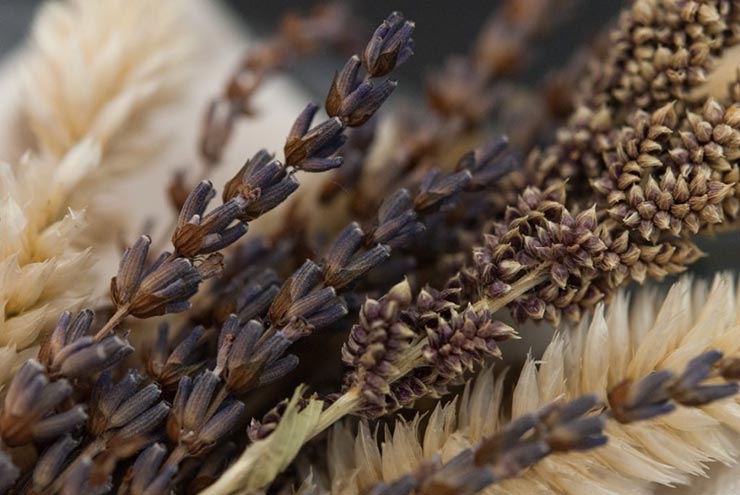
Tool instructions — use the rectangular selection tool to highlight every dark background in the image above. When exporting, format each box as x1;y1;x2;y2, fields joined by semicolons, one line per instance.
2;0;739;274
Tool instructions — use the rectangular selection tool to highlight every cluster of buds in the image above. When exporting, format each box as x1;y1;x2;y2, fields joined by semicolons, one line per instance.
172;180;248;258
268;259;349;340
344;281;515;416
466;185;607;326
422;306;515;381
594;100;740;242
585;0;739;111
0;360;86;447
88;371;170;443
122;443;177;495
521;0;740;203
146;323;206;393
111;235;219;321
341;280;415;409
39;310;133;378
215;315;298;394
167;371;246;459
525;105;616;196
325;12;413;127
222;149;300;222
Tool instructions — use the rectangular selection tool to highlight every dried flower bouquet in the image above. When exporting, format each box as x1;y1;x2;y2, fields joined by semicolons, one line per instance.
2;1;740;494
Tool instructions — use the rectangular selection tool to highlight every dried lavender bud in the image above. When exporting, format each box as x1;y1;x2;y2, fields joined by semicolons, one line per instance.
222;150;300;221
342;280;415;411
268;260;348;339
172;180;248;258
610;350;739;424
0;451;19;494
423;306;515;380
39;309;94;367
670;350;739;406
413;169;472;213
608;370;675;423
127;443;177;495
284;103;346;168
538;395;607;452
326;55;399;127
214;315;298;394
363;12;415;77
456;135;519;191
319;120;377;203
146;323;206;392
233;269;281;323
168;371;246;457
52;334;133;379
322;222;393;289
373;190;426;249
89;371;169;443
32;435;80;492
0;360;86;446
61;455;110;495
111;236;212;319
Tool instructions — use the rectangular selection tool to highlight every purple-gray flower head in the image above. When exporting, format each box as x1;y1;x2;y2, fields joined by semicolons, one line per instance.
214;315;298;394
111;236;214;318
222;149;300;221
363;12;415;77
1;360;87;447
172;180;248;258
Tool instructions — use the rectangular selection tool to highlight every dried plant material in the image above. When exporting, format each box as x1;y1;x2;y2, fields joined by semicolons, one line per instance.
326;274;740;494
199;388;324;495
200;4;360;164
20;0;189;173
0;149;96;386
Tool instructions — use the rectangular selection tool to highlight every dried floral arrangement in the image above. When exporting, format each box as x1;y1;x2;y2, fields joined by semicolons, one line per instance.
2;0;740;494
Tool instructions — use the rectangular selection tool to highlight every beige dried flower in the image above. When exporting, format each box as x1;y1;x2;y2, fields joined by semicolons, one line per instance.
0;149;96;385
325;273;740;495
20;0;189;174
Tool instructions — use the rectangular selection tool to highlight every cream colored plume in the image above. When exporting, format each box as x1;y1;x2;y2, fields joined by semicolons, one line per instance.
0;146;96;384
326;274;740;495
20;0;188;176
0;0;191;386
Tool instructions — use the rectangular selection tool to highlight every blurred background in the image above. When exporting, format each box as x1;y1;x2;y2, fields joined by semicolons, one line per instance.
2;0;738;274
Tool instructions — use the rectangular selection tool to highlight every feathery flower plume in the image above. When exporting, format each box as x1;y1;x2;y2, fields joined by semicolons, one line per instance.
0;150;96;386
20;0;189;172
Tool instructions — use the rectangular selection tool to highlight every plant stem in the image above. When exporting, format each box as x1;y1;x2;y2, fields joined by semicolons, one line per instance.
472;266;548;313
94;306;130;341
